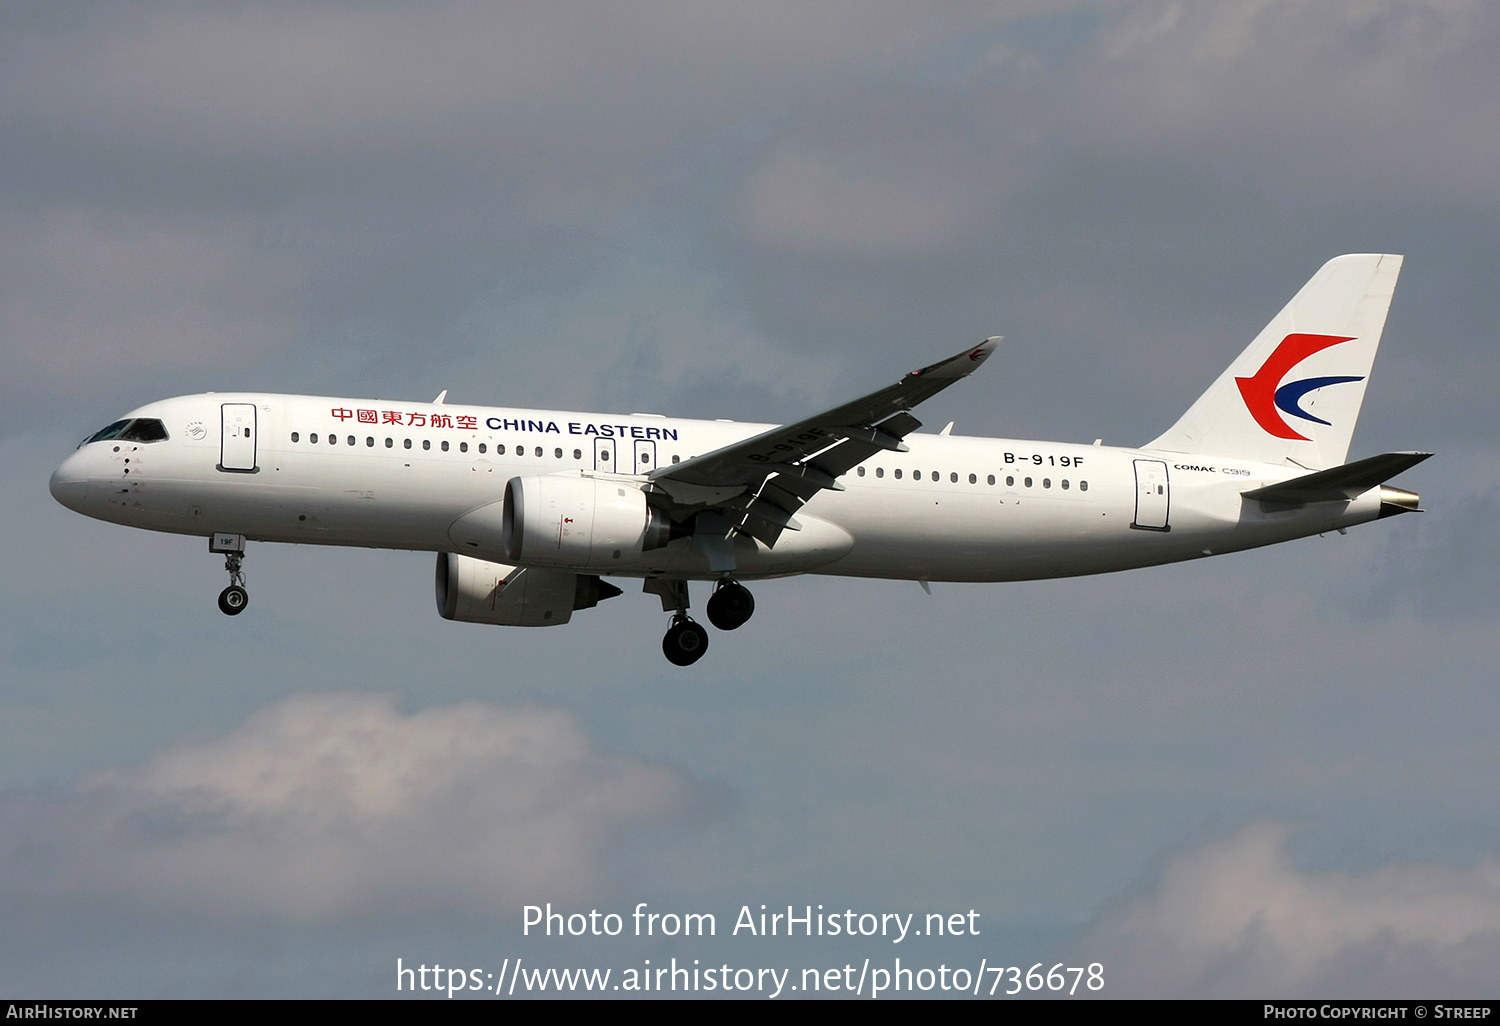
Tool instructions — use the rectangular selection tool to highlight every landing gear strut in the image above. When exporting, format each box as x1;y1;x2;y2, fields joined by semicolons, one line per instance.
706;580;754;631
211;533;249;616
646;578;709;666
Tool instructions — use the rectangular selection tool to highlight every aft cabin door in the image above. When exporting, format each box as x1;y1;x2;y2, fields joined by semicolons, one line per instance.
220;403;258;472
593;436;616;473
1132;459;1170;531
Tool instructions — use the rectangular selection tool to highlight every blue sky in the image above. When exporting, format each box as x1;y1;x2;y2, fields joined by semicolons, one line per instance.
2;1;1498;998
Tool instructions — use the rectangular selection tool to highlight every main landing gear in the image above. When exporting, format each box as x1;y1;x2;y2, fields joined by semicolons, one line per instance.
706;580;754;631
647;578;756;665
210;533;249;616
663;616;709;666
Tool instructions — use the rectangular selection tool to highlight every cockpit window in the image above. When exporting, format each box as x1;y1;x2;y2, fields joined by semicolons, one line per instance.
82;420;131;446
80;418;169;448
119;419;168;442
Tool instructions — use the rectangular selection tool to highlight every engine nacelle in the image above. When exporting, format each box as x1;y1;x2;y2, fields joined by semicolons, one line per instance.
434;552;620;627
501;474;673;568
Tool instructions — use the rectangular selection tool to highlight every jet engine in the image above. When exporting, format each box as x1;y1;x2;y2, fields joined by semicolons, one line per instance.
435;552;620;627
501;474;675;568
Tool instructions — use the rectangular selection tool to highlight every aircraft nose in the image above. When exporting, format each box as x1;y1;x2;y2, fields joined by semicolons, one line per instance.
49;452;92;512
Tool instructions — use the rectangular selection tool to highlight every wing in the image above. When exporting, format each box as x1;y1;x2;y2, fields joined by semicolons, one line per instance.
648;337;1000;547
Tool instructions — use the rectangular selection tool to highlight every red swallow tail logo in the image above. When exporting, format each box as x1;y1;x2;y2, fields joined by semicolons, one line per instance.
1235;333;1362;441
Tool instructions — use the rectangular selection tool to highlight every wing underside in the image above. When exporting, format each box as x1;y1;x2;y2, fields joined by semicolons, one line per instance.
647;338;1001;549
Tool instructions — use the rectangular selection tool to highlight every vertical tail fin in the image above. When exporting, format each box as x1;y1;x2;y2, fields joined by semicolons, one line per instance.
1144;254;1403;470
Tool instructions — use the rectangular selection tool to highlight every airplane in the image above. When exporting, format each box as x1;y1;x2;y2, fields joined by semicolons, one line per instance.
50;253;1428;665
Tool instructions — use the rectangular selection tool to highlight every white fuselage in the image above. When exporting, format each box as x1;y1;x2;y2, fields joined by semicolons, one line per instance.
50;392;1384;583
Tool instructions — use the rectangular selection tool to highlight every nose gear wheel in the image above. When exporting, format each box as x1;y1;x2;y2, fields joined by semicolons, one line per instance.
218;585;248;615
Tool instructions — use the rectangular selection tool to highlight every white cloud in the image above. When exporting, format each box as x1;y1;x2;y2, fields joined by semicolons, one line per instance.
1081;824;1500;996
0;693;690;921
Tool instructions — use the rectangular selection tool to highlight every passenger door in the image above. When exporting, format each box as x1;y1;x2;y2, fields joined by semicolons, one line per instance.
1132;459;1169;531
220;403;258;472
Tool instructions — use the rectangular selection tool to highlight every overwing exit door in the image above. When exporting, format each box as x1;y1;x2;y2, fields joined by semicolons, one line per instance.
1132;459;1170;531
633;439;657;474
593;436;617;473
220;403;258;472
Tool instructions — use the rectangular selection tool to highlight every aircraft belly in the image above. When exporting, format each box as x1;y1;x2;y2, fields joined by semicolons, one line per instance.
809;485;1132;582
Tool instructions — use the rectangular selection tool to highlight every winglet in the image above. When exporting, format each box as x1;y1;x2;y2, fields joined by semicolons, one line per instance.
910;337;1000;381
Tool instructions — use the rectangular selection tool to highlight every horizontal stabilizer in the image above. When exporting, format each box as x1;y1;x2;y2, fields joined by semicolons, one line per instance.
1242;451;1432;504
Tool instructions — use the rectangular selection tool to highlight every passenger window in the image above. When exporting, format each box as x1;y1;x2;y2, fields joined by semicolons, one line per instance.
913;470;921;480
291;432;299;443
497;444;507;455
968;473;976;484
460;442;468;453
672;455;680;464
385;438;393;448
441;440;449;452
347;436;355;446
950;472;958;483
403;438;412;449
574;449;582;460
534;447;542;457
987;474;996;485
422;439;431;450
876;468;884;478
329;434;337;445
1024;477;1032;487
366;437;374;447
1006;476;1014;486
1043;478;1051;488
1081;481;1089;491
310;433;319;444
556;448;564;459
478;443;487;454
894;469;903;479
857;467;866;477
1061;479;1069;490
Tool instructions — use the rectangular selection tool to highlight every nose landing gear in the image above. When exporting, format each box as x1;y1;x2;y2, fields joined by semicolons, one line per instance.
210;533;249;616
